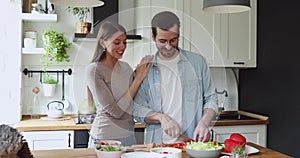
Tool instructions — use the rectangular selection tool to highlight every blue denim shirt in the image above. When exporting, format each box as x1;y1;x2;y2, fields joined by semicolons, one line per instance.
133;48;218;144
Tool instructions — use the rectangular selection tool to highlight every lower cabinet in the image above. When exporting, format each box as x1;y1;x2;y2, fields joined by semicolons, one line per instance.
210;124;267;147
74;130;89;148
22;130;74;150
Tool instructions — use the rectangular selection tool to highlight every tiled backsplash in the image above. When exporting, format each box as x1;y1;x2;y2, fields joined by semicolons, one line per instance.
21;65;239;115
21;65;87;115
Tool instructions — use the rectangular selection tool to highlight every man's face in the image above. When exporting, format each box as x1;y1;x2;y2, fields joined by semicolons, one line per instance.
152;25;179;60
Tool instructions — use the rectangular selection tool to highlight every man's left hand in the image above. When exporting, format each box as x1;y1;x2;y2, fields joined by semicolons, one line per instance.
193;122;210;142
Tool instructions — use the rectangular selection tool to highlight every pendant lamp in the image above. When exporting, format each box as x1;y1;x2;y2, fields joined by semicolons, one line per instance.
203;0;251;13
50;0;104;7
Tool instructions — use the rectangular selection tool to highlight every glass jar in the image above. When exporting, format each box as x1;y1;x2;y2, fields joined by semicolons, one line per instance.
31;87;40;119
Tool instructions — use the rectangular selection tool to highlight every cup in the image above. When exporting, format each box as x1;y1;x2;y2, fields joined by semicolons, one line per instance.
24;38;37;48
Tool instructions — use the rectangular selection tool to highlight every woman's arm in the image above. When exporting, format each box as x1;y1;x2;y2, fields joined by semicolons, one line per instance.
124;55;153;101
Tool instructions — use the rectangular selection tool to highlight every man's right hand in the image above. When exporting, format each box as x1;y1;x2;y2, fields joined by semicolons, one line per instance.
159;114;181;138
145;112;181;138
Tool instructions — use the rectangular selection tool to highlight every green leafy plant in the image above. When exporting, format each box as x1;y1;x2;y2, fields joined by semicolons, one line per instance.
43;75;57;84
66;7;90;22
41;29;71;75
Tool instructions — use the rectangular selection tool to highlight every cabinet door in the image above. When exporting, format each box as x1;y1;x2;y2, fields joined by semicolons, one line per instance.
133;0;184;66
22;130;74;150
211;124;267;147
184;0;223;66
220;0;257;67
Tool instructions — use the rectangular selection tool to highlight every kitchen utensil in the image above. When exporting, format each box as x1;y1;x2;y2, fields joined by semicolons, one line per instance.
47;100;64;118
179;134;195;142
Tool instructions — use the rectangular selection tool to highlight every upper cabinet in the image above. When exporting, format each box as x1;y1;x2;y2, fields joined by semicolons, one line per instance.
219;0;257;68
134;0;257;68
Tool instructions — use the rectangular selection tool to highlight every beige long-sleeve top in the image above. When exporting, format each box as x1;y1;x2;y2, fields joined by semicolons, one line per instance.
86;61;135;140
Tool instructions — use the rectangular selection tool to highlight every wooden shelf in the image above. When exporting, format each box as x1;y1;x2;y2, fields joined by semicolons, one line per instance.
21;13;57;22
22;48;44;54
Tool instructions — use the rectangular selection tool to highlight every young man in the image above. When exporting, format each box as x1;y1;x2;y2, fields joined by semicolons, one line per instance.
133;11;218;144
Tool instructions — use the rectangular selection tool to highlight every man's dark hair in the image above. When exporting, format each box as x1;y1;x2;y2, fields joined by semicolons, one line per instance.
151;11;180;38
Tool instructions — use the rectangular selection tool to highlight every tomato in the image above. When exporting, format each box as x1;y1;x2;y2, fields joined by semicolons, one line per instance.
223;139;240;153
229;133;246;145
161;142;186;149
213;141;217;146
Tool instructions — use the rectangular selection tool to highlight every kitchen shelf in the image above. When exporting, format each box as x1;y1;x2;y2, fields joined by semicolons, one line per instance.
21;13;57;22
22;48;44;54
73;33;142;42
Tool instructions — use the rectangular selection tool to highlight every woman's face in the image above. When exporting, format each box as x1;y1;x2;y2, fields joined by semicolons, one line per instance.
102;31;127;59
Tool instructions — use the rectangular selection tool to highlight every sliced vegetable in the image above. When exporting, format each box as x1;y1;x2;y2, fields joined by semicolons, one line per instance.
96;145;124;152
186;141;224;151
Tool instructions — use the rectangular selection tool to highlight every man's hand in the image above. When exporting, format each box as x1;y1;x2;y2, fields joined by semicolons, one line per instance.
145;112;181;138
193;108;216;142
193;121;210;142
160;114;181;138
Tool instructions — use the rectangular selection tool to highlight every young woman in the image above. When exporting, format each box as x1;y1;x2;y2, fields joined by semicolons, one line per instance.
86;21;152;146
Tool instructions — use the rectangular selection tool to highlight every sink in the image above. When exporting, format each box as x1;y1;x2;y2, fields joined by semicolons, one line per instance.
215;111;259;120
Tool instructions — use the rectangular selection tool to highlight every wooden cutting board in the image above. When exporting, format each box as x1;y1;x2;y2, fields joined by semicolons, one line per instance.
40;116;72;121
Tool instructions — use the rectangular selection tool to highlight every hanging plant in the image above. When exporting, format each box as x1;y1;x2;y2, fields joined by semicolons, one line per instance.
41;29;71;73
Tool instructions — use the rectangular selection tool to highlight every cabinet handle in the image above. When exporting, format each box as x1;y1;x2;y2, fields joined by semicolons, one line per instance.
233;62;245;65
68;133;71;147
210;129;214;142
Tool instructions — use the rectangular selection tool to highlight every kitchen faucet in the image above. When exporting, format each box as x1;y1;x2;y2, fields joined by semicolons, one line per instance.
215;88;228;112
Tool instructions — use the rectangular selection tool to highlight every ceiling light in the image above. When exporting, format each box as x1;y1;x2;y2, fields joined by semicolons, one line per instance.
50;0;104;7
203;0;251;13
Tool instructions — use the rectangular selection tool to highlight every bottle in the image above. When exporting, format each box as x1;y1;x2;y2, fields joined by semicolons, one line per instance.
31;87;40;119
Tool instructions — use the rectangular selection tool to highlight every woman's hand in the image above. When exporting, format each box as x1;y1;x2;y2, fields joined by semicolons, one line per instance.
135;55;153;82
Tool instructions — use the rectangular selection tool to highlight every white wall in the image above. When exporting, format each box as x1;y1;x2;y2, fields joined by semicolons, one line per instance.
0;0;22;125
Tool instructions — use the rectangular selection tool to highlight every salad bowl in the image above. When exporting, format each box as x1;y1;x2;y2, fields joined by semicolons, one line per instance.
94;143;126;158
185;141;223;158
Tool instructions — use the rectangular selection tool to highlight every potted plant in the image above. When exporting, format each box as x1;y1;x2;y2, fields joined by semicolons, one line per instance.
66;7;92;34
41;29;71;97
43;75;58;97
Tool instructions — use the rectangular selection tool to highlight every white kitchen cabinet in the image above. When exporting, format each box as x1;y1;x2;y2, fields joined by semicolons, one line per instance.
133;0;185;66
219;0;257;67
183;0;222;67
134;0;257;68
22;130;74;150
184;0;257;67
210;124;267;147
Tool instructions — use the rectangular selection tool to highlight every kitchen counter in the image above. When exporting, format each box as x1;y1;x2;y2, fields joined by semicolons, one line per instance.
16;111;268;132
31;142;291;158
16;115;146;132
211;110;269;126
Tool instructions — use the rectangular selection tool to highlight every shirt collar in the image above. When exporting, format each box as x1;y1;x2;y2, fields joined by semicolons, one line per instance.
152;48;188;67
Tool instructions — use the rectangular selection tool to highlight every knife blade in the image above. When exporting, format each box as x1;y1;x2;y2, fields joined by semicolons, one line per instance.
179;135;195;142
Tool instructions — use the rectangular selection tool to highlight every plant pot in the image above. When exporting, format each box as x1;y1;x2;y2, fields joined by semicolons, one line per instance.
43;83;56;97
76;22;91;34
